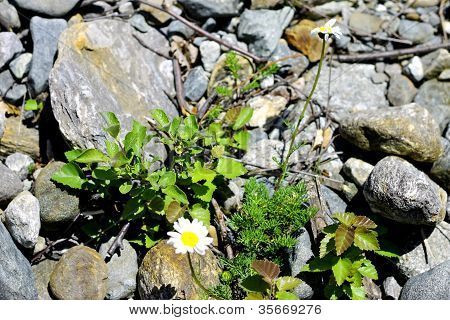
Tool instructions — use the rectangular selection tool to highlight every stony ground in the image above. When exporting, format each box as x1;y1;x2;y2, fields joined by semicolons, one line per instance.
0;0;449;300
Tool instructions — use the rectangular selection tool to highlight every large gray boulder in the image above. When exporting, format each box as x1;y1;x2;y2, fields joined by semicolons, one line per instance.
13;0;81;17
0;222;38;299
400;260;450;300
49;20;177;152
363;156;447;225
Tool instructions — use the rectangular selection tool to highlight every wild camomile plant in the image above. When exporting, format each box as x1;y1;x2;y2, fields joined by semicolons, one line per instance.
275;18;342;189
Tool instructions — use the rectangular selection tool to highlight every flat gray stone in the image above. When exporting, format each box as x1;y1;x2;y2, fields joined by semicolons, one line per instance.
0;69;15;96
0;0;21;30
270;39;309;76
0;162;23;205
199;40;221;72
342;158;374;187
13;0;81;17
0;32;23;69
383;277;402;300
431;138;450;191
364;156;447;226
0;222;38;299
178;0;240;19
4;84;27;104
243;139;283;170
5;152;34;181
32;259;57;300
421;49;450;79
387;75;417;106
29;17;67;95
398;19;435;44
184;66;208;102
8;53;32;79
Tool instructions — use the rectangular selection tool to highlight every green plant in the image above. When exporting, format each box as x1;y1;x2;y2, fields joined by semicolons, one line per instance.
24;99;43;111
302;212;399;300
241;260;301;300
51;108;252;247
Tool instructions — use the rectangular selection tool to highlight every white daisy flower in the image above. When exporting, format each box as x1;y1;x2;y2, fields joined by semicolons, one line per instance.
167;217;213;255
311;18;343;41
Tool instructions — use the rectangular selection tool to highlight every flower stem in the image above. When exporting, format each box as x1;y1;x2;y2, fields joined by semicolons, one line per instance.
187;252;221;300
275;38;327;190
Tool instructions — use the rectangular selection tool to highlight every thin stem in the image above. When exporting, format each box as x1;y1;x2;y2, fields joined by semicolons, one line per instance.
187;252;222;300
275;38;326;190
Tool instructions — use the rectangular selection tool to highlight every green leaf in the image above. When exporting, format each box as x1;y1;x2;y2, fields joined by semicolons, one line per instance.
276;291;298;300
166;201;186;224
233;131;250;150
233;107;253;130
216;157;247;179
191;161;217;183
168;116;181;137
335;224;355;256
179;115;198;140
64;149;83;162
124;120;147;154
105;141;120;158
302;254;338;272
92;167;117;180
358;261;378;280
119;183;133;194
159;171;176;188
121;198;145;220
190;204;210;227
73;149;110;164
24;99;43;111
51;163;86;189
245;292;265;300
101;112;120;138
324;284;343;300
240;275;270;293
332;258;352;286
275;277;302;292
332;212;355;227
150;109;170;128
374;250;400;258
163;185;188;204
215;86;233;97
192;181;216;202
344;284;366;300
352;216;377;229
354;228;380;251
319;233;335;258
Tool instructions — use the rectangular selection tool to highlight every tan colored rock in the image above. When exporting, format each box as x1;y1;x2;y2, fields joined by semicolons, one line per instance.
247;95;288;128
285;20;323;62
349;13;383;35
340;104;443;163
138;240;221;300
32;259;57;300
251;0;283;9
0;116;40;159
49;246;108;300
139;0;175;23
421;49;450;79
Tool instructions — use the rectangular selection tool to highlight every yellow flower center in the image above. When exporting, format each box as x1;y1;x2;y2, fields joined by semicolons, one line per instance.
181;231;199;248
319;26;332;33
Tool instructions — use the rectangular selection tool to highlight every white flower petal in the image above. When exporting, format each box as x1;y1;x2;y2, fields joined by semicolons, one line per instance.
167;231;181;238
325;18;336;27
194;247;206;255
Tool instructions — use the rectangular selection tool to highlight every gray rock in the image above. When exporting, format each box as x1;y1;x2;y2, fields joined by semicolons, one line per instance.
304;63;387;122
289;228;314;299
184;66;208;102
167;20;195;39
4;84;27;104
220;32;248;52
238;7;294;58
178;0;240;19
340;104;443;163
9;53;32;79
371;72;389;84
5;152;34;180
400;260;450;300
129;14;151;33
202;18;217;32
50;245;108;300
99;237;138;300
5;191;40;248
251;0;284;9
364;156;447;225
349;12;383;34
312;1;352;17
383;277;402;300
270;39;309;76
0;69;15;96
320;185;347;216
0;162;23;204
248;95;288;127
0;116;40;159
439;69;450;80
397;222;450;278
0;222;38;299
0;0;21;30
405;56;424;82
29;17;67;95
0;112;4;140
32;259;57;300
387;75;417;106
223;178;245;212
431;138;450;191
384;63;402;77
243;139;283;170
199;40;221;72
398;19;435;44
34;162;80;230
342;158;374;187
118;1;134;15
13;0;81;17
50;20;177;152
249;128;268;145
421;49;450;79
0;32;23;69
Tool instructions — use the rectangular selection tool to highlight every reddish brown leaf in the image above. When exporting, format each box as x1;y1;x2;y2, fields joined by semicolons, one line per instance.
252;260;280;284
335;224;355;256
352;216;377;229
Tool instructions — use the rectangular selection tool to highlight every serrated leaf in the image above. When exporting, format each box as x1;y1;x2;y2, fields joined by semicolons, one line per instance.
73;149;110;164
51;163;86;189
358;262;378;280
252;260;280;284
319;233;335;258
240;275;270;293
191;181;216;202
233;107;253;130
119;183;133;194
276;291;298;300
166;201;186;224
374;250;399;258
191;161;216;183
163;185;188;204
275;277;302;291
190;204;210;227
245;292;265;300
150;109;170;128
354;228;380;251
233;130;250;150
216;157;247;179
335;224;355;256
324;284;343;300
24;99;43;111
302;254;338;272
322;224;338;234
101;111;120;138
352;216;377;229
211;145;225;158
344;284;366;300
64;149;83;162
332;212;356;227
159;171;176;188
332;258;352;286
